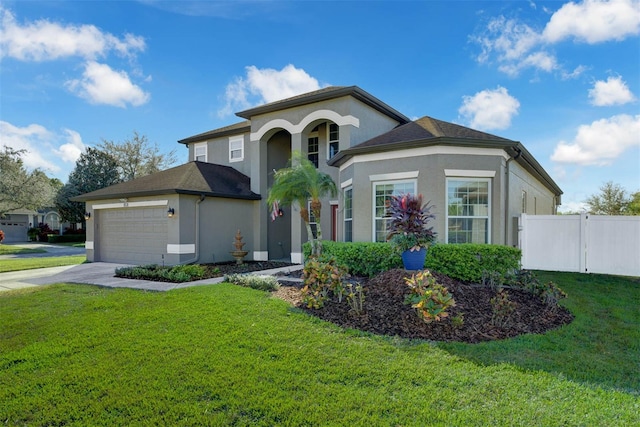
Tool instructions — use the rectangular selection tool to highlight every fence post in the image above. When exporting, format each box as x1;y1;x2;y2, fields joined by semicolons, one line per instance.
580;212;588;273
519;214;527;268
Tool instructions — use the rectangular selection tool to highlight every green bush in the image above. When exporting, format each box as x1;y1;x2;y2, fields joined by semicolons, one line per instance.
115;264;208;283
303;241;401;277
47;234;86;243
425;243;521;283
224;274;280;291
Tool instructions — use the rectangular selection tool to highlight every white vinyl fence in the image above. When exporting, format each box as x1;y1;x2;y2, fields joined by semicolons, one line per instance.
518;214;640;277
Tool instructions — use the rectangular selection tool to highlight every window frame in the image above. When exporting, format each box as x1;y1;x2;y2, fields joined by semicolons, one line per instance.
446;177;491;244
229;136;244;163
372;179;417;243
194;142;207;162
343;186;353;242
327;123;339;160
307;200;318;239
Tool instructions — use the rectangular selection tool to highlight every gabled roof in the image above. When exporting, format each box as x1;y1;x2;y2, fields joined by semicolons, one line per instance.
178;121;251;145
72;161;261;202
329;116;562;196
235;85;411;123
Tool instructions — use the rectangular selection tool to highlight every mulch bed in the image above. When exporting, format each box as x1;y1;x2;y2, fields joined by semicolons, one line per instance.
274;268;574;343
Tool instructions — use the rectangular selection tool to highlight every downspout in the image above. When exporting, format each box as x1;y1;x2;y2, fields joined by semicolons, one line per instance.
180;194;205;265
504;147;521;246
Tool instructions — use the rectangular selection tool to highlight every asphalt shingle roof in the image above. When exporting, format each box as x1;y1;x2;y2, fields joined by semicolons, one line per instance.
73;161;261;201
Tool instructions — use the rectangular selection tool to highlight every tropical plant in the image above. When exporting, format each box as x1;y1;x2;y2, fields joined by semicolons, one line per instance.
267;151;337;257
404;270;455;323
386;193;436;252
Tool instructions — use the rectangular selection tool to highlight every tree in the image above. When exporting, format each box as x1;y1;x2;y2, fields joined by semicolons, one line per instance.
584;181;637;215
55;147;121;223
267;151;337;257
97;131;177;181
627;191;640;215
0;147;56;216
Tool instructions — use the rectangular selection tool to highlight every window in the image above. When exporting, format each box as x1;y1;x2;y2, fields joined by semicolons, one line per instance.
447;178;490;244
194;143;207;162
229;136;244;162
373;180;416;242
307;200;317;239
344;187;353;242
308;136;319;167
328;123;339;159
521;190;527;214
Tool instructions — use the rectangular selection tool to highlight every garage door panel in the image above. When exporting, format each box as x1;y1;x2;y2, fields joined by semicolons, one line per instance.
97;207;168;264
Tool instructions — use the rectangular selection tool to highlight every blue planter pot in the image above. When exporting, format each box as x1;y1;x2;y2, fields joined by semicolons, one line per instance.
401;247;427;271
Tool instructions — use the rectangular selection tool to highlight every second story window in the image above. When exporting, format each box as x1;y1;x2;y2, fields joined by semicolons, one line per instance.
328;123;339;159
308;126;320;168
229;136;244;162
194;143;207;162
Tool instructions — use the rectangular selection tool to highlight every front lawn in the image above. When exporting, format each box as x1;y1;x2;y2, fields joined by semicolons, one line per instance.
0;255;86;273
1;278;638;425
438;271;640;394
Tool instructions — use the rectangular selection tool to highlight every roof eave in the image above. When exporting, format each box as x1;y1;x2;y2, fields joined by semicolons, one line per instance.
236;86;411;124
178;123;251;145
73;188;261;202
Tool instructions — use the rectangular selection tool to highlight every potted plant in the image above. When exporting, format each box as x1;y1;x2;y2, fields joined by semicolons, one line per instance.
386;193;437;270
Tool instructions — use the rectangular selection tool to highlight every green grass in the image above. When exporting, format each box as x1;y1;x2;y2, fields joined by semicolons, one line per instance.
439;271;640;395
54;242;85;248
0;245;46;255
1;278;638;426
0;255;86;273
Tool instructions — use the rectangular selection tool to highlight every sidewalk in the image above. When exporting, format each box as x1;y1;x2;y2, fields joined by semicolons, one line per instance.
0;242;86;259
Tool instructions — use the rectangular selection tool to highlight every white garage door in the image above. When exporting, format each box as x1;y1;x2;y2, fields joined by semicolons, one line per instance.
0;220;28;243
97;207;168;265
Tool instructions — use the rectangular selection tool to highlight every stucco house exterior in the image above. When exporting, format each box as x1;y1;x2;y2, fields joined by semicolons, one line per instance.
75;86;562;265
0;208;65;243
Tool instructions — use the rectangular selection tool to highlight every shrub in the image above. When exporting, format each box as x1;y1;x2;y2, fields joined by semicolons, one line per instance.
115;264;208;283
47;234;86;243
513;270;567;308
385;193;437;252
302;257;349;309
346;283;365;315
425;244;521;283
0;230;4;243
303;241;401;277
404;270;456;323
224;274;280;291
490;290;516;328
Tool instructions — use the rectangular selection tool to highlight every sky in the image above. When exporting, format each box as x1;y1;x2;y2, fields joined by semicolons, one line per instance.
1;0;639;213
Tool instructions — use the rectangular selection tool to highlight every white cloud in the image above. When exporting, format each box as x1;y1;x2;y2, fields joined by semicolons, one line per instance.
0;121;86;175
588;76;636;106
65;61;150;108
473;0;640;76
551;114;640;165
0;7;145;61
542;0;640;44
458;86;520;130
219;64;324;117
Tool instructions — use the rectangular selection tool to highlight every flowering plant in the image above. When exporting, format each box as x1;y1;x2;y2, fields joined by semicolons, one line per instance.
386;193;436;252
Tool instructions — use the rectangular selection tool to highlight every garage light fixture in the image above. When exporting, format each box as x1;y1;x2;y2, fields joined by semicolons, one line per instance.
84;212;91;220
167;207;175;218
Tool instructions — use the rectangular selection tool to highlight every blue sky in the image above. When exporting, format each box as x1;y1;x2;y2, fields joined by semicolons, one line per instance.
1;0;639;212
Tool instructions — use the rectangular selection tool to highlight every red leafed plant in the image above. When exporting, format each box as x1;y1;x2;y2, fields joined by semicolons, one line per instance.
385;193;437;252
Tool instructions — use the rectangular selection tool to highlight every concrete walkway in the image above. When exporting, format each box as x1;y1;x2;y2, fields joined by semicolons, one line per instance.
0;260;303;293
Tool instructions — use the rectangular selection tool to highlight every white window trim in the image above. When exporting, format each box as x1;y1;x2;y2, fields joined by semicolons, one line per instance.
446;177;491;244
343;186;353;242
372;179;417;242
229;136;244;162
194;142;207;162
327;122;339;160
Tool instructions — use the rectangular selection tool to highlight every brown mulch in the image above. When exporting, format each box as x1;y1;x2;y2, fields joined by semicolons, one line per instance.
273;268;574;343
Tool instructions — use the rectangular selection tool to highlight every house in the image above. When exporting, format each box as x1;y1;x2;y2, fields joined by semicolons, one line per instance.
0;208;65;243
75;86;562;265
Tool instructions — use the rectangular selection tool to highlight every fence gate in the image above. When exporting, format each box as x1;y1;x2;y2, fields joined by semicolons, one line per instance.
518;214;640;277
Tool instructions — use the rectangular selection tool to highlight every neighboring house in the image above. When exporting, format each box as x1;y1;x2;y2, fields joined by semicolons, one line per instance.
0;208;64;243
75;86;562;265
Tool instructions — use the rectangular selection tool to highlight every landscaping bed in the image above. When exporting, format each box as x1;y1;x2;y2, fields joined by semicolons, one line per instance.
274;268;574;343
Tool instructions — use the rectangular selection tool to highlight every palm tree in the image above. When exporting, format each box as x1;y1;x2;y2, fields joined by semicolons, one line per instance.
267;151;337;257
